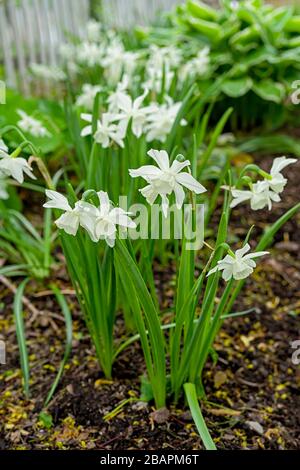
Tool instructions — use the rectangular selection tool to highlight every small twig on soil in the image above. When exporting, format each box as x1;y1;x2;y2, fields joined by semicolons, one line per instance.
33;289;76;298
0;274;40;319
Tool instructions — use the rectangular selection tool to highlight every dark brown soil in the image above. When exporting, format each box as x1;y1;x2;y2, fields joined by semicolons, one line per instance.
0;157;299;450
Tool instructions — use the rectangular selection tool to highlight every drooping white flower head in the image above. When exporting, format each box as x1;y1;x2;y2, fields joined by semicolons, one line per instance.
229;156;296;211
78;191;136;247
101;38;135;85
76;84;102;111
230;181;281;211
43;190;83;236
144;99;186;143
80;113;125;148
30;63;66;81
77;41;104;67
107;76;130;113
44;190;135;247
0;149;36;184
179;47;210;83
129;149;206;217
268;156;297;193
17;110;50;138
117;89;152;138
87;19;102;43
207;244;269;281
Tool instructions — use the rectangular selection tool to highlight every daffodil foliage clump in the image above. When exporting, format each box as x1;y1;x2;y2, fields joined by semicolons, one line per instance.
0;5;300;451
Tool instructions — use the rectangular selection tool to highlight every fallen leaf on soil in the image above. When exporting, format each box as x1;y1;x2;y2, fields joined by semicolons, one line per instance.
214;371;227;389
207;407;241;417
246;420;264;435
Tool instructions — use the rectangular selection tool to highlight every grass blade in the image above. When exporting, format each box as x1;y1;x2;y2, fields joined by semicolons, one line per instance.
13;278;30;398
184;383;216;450
44;285;73;407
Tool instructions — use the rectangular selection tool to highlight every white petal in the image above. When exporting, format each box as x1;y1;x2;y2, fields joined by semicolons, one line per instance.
270;156;297;175
170;159;191;174
175;172;206;194
147;149;170;171
174;182;185;208
55;212;79;236
129;165;162;179
44;190;72;211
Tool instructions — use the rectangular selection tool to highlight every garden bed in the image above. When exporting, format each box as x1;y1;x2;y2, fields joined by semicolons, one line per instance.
1;157;299;451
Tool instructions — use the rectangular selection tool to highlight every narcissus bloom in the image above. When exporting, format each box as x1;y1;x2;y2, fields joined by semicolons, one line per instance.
144;100;186;143
129;149;206;217
78;191;136;247
230;181;281;211
44;190;83;236
76;84;102;111
229;156;296;211
44;190;135;247
17;110;50;138
81;113;124;148
207;244;269;281
267;156;297;193
117;90;152;138
0;149;36;184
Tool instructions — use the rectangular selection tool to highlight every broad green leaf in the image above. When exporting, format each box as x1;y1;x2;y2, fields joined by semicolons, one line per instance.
252;80;285;103
221;77;253;98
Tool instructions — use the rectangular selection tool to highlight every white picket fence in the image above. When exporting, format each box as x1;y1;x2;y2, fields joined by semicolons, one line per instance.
0;0;90;92
0;0;183;93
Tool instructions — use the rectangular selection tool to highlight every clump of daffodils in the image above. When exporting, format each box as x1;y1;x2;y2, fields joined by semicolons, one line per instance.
79;88;185;147
229;157;297;211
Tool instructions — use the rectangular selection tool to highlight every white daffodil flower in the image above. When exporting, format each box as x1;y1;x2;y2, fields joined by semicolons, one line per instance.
107;75;129;113
77;41;104;67
30;63;66;81
44;190;135;247
145;100;186;143
207;244;269;281
179;47;210;82
87;19;102;43
117;90;152;138
230;181;281;211
144;65;175;95
80;113;124;148
43;190;82;236
0;149;36;184
17;110;50;138
101;39;136;85
129;149;206;217
267;156;297;193
78;191;136;247
76;84;102;111
0;177;9;200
